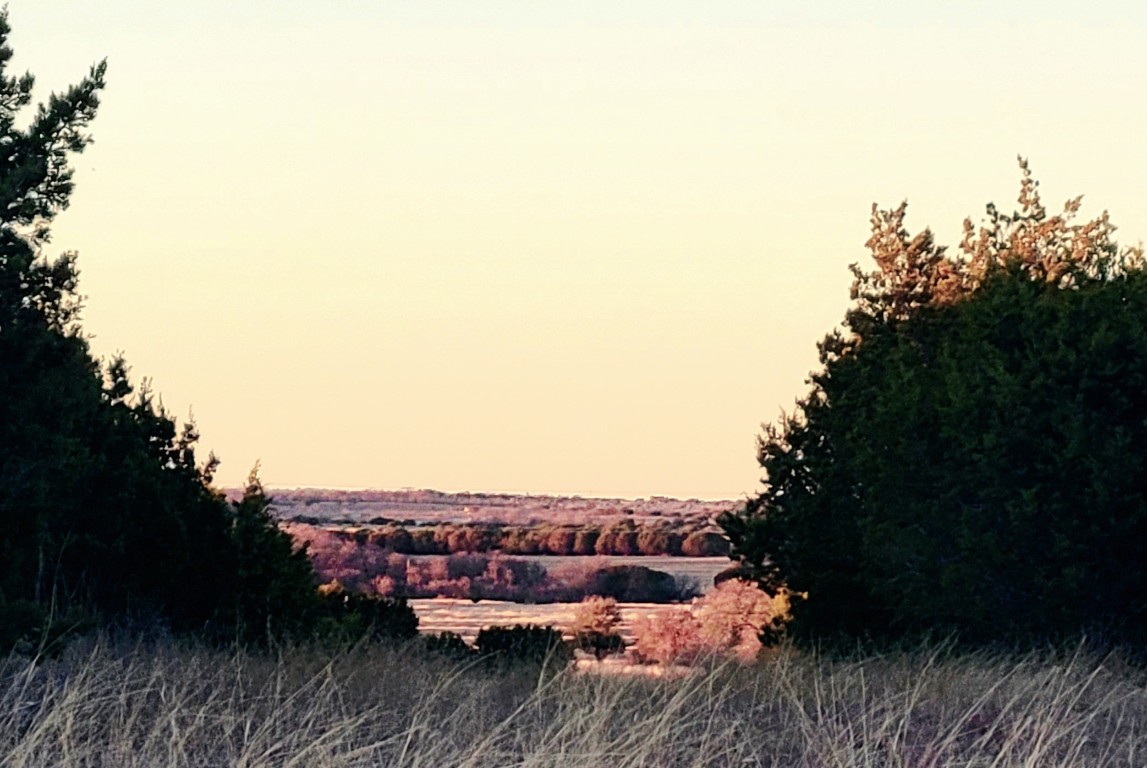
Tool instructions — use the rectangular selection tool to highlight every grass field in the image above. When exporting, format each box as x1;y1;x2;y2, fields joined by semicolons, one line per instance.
3;635;1145;767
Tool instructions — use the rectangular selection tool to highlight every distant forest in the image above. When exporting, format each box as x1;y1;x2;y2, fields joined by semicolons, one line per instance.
286;520;731;558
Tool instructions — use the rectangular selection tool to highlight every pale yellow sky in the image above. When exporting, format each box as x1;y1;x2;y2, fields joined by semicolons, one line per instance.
10;2;1147;498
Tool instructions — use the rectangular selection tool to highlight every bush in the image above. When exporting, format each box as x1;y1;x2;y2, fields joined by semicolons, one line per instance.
680;531;730;557
0;599;97;657
628;581;782;666
631;609;703;665
693;579;781;660
572;528;600;555
637;527;671;556
585;565;681;602
446;553;489;580
368;526;412;552
596;524;639;555
545;527;578;555
570;596;625;660
317;591;419;643
422;631;476;661
474;624;572;668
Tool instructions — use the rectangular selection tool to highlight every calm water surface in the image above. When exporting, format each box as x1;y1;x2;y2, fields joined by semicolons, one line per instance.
411;598;683;643
410;556;731;642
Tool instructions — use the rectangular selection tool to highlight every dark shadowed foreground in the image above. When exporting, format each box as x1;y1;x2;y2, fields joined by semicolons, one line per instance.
2;637;1145;767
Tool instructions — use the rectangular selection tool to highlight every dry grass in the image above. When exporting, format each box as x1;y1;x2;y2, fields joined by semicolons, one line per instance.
2;636;1146;767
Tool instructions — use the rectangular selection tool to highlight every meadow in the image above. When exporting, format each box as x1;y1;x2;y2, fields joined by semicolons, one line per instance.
3;635;1145;767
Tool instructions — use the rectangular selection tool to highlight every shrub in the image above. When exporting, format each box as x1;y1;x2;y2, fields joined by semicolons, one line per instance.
545;527;578;555
680;531;731;557
446;553;489;580
0;599;96;657
585;565;681;602
409;528;443;555
474;624;572;668
637;527;671;556
693;579;780;661
572;528;600;555
369;526;412;552
317;591;419;643
501;527;541;555
570;596;626;660
576;631;625;660
595;522;637;555
631;609;703;665
422;631;475;661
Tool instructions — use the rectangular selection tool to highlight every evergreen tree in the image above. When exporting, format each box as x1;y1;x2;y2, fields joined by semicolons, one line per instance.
0;8;110;619
0;10;323;647
720;161;1147;650
225;467;321;643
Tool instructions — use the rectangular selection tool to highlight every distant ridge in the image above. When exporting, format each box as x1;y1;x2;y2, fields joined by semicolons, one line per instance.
229;487;739;527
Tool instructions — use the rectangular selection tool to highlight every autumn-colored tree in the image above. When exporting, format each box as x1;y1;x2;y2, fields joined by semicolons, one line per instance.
572;528;600;555
636;526;670;556
693;580;780;661
680;531;730;557
570;596;625;660
546;527;578;556
631;609;703;665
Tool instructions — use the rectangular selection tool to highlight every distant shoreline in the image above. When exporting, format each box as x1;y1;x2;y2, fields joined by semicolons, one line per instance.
223;486;740;505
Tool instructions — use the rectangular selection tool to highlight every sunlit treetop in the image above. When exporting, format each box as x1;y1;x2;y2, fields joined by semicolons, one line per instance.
849;157;1146;330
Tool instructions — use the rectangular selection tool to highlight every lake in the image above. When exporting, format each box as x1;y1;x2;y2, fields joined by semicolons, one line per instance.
410;598;684;643
409;556;730;641
404;554;731;591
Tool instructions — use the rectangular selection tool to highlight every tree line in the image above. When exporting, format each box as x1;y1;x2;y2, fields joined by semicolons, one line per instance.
291;520;731;557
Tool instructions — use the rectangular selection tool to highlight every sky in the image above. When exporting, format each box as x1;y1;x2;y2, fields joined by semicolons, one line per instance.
7;2;1147;499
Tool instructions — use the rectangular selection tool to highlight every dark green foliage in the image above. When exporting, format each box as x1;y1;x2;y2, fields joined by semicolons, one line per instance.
0;13;325;651
574;630;625;660
0;597;96;657
720;172;1147;651
316;591;419;643
474;624;572;668
584;565;681;602
220;471;322;644
422;631;476;661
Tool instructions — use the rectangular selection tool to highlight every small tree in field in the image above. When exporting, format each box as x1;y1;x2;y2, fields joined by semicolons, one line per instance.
631;609;703;665
570;596;625;660
693;579;780;661
630;581;781;665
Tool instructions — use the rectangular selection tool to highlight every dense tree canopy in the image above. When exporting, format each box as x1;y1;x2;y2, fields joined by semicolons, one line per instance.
0;11;417;649
720;161;1147;650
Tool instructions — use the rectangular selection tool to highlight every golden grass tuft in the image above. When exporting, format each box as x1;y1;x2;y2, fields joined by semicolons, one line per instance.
2;636;1146;766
